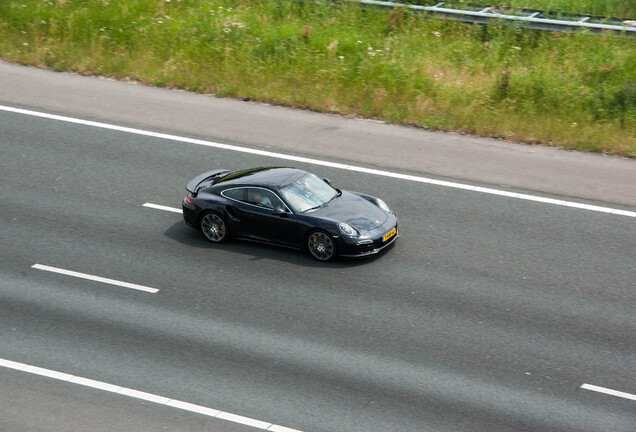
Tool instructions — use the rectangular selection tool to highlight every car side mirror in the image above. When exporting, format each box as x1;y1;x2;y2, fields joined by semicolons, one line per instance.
323;178;332;185
272;208;287;216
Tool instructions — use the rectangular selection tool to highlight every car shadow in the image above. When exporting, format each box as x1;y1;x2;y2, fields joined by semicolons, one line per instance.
163;221;390;268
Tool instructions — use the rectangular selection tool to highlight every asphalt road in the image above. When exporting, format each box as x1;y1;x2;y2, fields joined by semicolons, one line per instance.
1;64;635;432
1;60;635;207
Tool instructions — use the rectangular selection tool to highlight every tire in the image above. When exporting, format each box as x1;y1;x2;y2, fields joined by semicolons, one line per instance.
200;212;229;243
307;230;337;262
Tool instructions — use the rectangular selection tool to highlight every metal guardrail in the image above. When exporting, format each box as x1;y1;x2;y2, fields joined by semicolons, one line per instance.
344;0;636;36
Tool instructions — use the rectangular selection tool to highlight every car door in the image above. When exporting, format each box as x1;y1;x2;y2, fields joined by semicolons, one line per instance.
243;187;302;247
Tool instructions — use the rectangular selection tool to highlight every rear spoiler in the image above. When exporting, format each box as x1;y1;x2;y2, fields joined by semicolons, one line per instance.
186;169;230;195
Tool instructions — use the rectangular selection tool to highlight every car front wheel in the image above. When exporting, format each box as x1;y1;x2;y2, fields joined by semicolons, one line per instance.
307;231;336;261
200;212;228;243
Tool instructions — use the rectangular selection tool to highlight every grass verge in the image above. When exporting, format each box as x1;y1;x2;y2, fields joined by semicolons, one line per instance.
0;0;634;156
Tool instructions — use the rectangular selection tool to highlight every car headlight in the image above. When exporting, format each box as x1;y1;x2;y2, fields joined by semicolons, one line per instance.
376;199;391;213
338;222;359;237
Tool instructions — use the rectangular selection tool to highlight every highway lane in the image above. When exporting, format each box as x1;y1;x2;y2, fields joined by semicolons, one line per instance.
0;366;264;432
2;108;635;431
1;60;635;207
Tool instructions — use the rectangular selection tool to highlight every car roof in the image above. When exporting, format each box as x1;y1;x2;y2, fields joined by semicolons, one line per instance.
215;167;306;188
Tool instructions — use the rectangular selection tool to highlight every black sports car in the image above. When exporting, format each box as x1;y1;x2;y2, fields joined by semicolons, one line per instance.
182;167;398;261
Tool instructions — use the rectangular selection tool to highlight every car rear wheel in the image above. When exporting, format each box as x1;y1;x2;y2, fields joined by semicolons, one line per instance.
200;212;228;243
307;231;336;261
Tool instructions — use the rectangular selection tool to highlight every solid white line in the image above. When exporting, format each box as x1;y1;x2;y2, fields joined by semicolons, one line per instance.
0;358;303;432
1;104;634;218
118;388;171;404
166;400;220;417
581;383;636;402
268;425;305;432
142;202;183;213
31;264;159;294
0;359;27;371
23;365;74;381
217;411;272;429
69;376;121;392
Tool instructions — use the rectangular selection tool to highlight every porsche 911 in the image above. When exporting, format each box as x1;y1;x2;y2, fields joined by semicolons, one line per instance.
182;167;398;261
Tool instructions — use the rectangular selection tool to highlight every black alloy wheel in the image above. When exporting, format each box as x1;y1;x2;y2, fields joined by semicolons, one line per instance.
307;230;336;261
200;212;228;243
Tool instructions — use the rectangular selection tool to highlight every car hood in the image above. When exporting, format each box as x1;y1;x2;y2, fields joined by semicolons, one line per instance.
308;191;388;231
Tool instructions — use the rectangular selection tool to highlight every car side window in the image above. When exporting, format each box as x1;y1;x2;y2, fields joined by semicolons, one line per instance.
247;188;285;211
221;188;247;202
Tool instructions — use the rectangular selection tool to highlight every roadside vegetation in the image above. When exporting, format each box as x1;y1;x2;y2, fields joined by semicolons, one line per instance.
0;0;634;156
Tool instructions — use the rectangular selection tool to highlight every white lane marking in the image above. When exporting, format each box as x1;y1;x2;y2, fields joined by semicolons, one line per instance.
269;426;305;432
1;104;634;219
581;383;636;402
142;202;183;213
217;411;272;429
0;358;302;432
31;264;159;294
144;203;182;214
23;365;74;381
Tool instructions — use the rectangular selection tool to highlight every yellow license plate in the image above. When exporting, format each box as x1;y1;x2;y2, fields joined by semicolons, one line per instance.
383;227;397;242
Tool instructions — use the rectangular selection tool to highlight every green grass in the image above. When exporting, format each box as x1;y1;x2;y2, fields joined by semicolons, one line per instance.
0;0;634;156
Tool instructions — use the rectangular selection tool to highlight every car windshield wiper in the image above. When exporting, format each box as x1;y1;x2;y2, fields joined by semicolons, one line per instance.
303;195;339;213
302;204;323;213
326;190;341;205
302;191;341;213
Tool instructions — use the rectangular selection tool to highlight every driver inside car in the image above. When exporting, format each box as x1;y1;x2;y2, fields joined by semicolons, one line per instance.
253;191;272;208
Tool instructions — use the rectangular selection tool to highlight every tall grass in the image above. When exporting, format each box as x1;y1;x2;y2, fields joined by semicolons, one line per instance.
0;0;634;156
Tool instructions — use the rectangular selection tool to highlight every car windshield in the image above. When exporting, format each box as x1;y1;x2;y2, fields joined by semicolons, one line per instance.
280;173;338;213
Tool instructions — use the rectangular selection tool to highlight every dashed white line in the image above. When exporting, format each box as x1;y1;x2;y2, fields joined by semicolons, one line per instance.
0;358;302;432
1;104;634;218
31;264;159;294
581;383;636;402
144;202;182;213
142;202;183;213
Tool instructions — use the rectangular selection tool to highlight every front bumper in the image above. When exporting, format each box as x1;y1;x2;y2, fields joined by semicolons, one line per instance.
337;225;399;258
